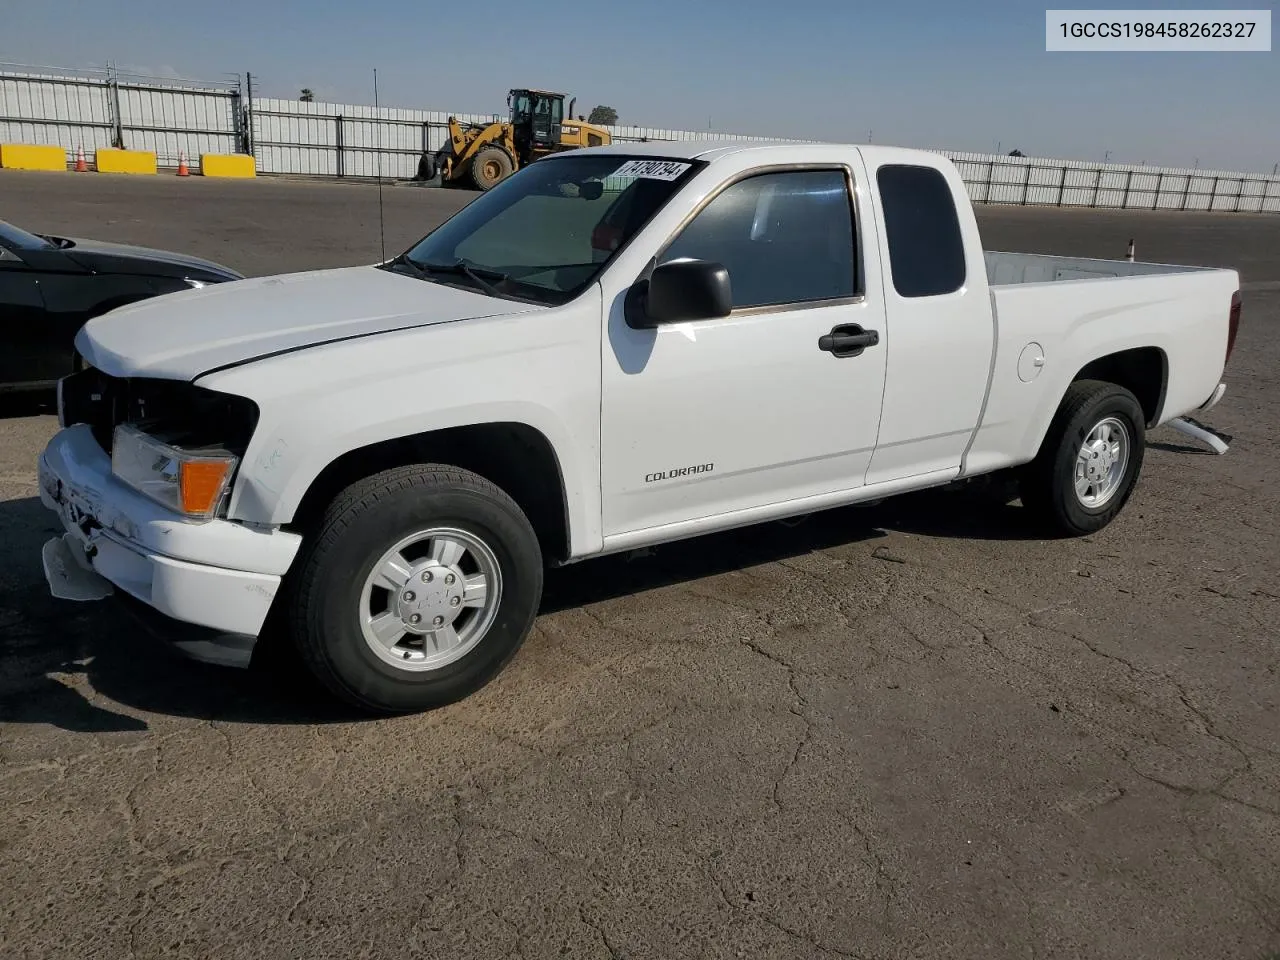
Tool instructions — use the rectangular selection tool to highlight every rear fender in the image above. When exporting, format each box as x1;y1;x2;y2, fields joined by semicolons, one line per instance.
972;271;1236;474
1018;332;1173;463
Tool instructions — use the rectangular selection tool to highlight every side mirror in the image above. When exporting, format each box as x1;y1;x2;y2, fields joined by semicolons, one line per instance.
627;259;732;328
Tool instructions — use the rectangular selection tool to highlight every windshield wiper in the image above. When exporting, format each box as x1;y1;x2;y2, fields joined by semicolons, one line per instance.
385;251;428;277
418;258;510;297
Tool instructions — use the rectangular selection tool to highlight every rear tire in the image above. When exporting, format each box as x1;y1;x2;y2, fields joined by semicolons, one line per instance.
415;152;437;181
1019;379;1146;536
285;464;543;714
470;145;513;191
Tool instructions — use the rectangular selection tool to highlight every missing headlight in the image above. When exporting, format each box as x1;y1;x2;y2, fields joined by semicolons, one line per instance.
58;370;259;458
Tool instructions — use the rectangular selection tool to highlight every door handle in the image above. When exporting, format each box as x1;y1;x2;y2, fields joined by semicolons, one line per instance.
818;324;880;358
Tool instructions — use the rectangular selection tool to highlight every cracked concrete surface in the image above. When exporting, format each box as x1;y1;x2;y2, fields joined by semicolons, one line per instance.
1;173;1278;959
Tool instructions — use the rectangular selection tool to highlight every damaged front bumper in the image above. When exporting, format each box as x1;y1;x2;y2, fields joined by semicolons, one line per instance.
37;424;302;668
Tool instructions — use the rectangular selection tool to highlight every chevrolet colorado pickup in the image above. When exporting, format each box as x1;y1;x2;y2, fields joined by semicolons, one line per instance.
37;141;1242;713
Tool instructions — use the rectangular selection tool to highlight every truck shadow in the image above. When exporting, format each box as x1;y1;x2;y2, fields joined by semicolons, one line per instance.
1147;440;1215;456
0;390;57;420
540;481;1036;612
1;483;1038;730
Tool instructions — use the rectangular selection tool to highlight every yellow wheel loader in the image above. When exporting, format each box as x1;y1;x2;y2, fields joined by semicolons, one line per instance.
418;89;613;191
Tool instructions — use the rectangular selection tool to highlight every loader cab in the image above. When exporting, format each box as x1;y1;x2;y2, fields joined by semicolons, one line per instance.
508;88;564;163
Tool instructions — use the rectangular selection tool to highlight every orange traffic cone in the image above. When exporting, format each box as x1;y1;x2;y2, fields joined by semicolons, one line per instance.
74;144;88;172
177;150;190;177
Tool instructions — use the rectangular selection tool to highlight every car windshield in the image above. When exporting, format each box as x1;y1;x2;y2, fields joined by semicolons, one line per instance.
0;220;56;251
391;153;704;305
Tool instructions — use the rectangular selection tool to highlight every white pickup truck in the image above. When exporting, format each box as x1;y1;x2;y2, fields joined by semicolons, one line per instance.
38;141;1242;713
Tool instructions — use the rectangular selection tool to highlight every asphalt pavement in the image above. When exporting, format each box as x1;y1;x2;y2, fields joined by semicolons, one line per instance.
1;169;1278;960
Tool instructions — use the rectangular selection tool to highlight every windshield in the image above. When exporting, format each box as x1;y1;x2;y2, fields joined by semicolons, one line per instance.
510;92;531;124
392;153;704;306
0;220;56;251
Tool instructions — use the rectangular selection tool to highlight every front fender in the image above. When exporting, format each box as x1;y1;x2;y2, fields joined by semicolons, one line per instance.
196;289;605;557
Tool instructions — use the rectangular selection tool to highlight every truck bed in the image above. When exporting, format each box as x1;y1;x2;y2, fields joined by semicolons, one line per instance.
962;250;1238;480
984;250;1217;286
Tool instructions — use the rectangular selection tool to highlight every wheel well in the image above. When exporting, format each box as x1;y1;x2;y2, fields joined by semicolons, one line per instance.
1072;347;1167;426
287;423;571;565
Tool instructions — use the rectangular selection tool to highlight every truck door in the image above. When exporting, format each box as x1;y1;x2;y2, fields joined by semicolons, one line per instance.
530;95;559;148
598;165;889;537
861;159;995;485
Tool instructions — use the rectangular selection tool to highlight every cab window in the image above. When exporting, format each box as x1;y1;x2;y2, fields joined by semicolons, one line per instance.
876;164;967;298
510;93;531;123
659;169;857;309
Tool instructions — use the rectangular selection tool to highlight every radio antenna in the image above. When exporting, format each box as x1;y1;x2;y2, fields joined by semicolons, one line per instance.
373;67;386;263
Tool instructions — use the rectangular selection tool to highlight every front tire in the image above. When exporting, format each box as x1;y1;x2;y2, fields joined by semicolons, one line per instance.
286;464;543;714
470;145;513;191
1019;379;1146;536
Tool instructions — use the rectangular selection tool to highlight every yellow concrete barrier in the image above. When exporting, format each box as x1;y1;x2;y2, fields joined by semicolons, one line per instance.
200;153;256;178
95;148;157;174
0;144;67;171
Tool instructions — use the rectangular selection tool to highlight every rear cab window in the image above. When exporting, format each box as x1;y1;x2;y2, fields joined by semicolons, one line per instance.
875;164;967;298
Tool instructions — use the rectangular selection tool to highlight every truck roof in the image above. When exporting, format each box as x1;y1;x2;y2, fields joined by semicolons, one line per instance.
574;139;804;160
563;139;949;168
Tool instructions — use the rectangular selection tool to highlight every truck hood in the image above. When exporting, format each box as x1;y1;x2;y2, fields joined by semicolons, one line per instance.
76;265;536;381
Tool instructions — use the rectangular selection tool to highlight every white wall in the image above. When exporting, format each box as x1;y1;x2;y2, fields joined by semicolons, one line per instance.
3;66;1278;213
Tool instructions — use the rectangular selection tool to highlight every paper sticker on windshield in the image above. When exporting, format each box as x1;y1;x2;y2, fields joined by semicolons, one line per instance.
610;159;692;181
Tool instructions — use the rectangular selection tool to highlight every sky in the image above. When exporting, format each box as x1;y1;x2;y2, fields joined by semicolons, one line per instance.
3;0;1277;173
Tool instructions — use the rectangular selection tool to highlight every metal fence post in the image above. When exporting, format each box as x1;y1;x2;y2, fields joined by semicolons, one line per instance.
1021;163;1032;205
335;115;344;178
230;87;244;157
1209;175;1220;211
1235;179;1247;212
1153;171;1164;210
986;160;994;203
1091;168;1102;207
106;73;125;148
1121;169;1134;209
1057;165;1068;206
1181;174;1192;210
244;71;256;157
